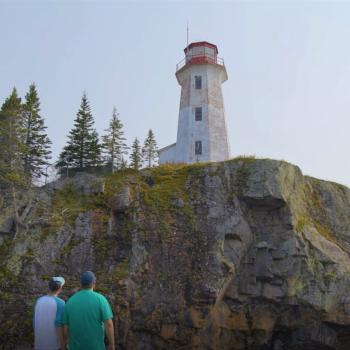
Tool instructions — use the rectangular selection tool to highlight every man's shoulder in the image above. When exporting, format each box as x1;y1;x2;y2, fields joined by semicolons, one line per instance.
35;295;45;302
53;296;65;306
66;290;82;304
92;291;109;301
66;290;109;304
93;292;113;320
35;295;52;305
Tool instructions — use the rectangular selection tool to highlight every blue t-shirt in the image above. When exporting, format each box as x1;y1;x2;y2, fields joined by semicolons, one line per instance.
34;295;65;350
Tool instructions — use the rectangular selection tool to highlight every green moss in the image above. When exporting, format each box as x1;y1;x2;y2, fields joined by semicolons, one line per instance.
92;236;110;257
103;168;141;199
295;215;307;233
295;213;338;246
298;181;339;245
0;237;13;255
23;248;36;260
50;183;106;227
136;164;200;236
230;155;256;163
51;236;84;265
313;220;337;244
21;314;34;344
0;290;14;301
287;276;305;296
0;239;17;288
50;164;209;239
39;226;51;242
0;266;19;291
324;271;337;285
304;181;325;215
114;259;130;280
233;163;252;196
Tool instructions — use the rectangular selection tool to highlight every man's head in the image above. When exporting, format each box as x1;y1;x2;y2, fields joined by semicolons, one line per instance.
81;271;96;289
48;276;65;295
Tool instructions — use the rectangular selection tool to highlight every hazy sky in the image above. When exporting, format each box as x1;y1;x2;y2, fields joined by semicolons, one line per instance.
0;1;349;186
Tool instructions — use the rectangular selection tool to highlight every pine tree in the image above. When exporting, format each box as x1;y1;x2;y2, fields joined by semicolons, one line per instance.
0;88;25;224
57;93;101;171
55;148;73;177
86;130;102;167
129;137;142;170
102;107;128;172
142;129;158;168
22;83;51;182
0;88;24;184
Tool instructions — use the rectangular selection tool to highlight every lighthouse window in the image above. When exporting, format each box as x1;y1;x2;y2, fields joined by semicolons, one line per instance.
195;76;202;89
195;107;202;121
195;141;202;155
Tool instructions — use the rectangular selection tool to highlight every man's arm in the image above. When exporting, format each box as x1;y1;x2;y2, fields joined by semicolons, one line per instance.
57;326;66;350
104;319;115;350
63;325;69;349
54;297;66;349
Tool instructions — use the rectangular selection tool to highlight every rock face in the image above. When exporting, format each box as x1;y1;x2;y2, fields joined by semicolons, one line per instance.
0;159;349;350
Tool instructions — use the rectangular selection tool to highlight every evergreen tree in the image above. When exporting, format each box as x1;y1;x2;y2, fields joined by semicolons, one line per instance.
22;83;51;182
55;148;73;177
0;88;24;183
0;88;25;224
86;130;102;167
142;129;158;168
129;137;142;170
57;93;101;171
102;107;128;172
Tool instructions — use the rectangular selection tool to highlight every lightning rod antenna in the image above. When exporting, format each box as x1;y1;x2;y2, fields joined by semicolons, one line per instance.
187;21;189;48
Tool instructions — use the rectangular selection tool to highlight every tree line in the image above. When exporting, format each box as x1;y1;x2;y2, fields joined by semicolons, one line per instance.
56;92;158;175
0;85;52;230
0;85;51;187
0;86;159;188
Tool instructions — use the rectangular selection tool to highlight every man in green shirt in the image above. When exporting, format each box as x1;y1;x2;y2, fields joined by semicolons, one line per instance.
62;271;115;350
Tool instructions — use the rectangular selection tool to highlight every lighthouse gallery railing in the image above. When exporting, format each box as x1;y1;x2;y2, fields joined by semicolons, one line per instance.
176;55;225;72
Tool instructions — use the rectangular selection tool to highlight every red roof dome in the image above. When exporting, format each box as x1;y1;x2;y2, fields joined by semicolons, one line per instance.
184;41;219;54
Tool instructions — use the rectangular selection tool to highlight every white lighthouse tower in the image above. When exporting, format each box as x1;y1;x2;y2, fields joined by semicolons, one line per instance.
159;41;230;164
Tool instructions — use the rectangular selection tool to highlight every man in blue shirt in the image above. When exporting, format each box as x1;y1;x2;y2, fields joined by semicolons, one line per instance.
33;276;66;350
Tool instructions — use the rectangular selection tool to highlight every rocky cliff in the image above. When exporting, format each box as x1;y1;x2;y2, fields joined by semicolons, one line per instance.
0;158;350;350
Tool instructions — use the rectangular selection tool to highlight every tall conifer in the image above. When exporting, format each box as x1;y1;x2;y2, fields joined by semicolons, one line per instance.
22;83;51;182
130;138;142;170
87;130;102;167
57;93;101;171
102;107;128;172
0;88;24;184
0;88;24;224
142;129;158;168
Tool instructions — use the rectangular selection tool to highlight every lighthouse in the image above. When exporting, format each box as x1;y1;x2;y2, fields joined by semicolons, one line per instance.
159;41;230;164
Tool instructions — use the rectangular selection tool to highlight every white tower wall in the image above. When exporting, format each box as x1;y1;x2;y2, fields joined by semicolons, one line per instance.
175;64;230;163
159;42;230;164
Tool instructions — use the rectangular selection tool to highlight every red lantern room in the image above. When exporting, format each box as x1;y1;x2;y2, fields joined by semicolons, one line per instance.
176;41;224;71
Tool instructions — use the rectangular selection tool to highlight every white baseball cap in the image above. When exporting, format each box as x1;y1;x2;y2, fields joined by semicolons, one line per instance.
52;276;65;286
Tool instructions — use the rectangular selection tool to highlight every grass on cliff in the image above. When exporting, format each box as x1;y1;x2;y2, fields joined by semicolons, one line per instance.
44;164;205;240
46;159;260;237
49;183;107;228
138;164;206;236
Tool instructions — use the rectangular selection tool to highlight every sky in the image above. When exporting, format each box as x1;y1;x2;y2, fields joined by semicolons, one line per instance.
0;0;349;187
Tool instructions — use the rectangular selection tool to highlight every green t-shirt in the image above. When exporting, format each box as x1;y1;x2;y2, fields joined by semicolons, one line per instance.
62;289;113;350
